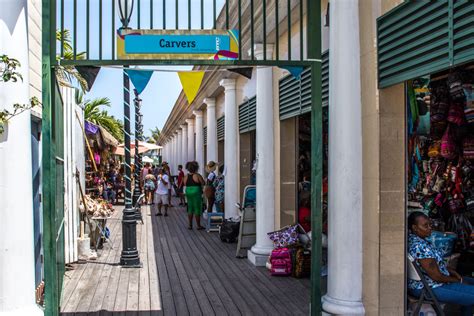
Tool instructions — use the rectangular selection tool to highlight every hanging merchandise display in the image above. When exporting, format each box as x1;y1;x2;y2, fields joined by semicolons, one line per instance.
407;66;474;264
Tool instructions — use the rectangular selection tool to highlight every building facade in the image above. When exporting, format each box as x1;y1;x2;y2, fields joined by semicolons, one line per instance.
159;0;474;314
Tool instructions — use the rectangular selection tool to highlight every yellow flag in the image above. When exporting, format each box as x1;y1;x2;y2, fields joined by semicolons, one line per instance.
178;72;205;105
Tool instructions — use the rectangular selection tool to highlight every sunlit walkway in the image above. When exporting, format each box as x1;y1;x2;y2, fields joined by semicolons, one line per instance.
60;200;310;315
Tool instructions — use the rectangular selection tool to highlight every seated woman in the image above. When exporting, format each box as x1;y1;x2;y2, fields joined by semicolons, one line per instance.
408;211;474;316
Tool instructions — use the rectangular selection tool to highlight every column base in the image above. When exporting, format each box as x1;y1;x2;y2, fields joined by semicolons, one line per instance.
322;294;365;315
0;304;44;316
248;245;272;266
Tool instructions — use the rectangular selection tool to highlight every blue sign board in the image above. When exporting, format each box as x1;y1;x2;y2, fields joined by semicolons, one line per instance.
125;34;232;54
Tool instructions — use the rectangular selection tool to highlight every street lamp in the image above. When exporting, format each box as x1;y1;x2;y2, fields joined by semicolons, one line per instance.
133;89;143;219
118;0;135;29
119;0;141;268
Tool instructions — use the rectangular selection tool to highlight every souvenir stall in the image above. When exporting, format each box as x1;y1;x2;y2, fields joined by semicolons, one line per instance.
407;65;474;275
80;121;120;253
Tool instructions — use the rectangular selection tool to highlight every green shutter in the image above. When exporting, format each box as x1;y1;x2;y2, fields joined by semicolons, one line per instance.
377;1;474;88
239;96;257;133
321;50;329;107
453;1;474;66
279;50;329;120
217;116;225;141
203;126;207;145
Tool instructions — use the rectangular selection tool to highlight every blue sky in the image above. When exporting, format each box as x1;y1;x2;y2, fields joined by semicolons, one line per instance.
61;0;225;138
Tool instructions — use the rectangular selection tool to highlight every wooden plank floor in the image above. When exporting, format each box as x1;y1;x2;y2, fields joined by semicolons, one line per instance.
61;199;310;315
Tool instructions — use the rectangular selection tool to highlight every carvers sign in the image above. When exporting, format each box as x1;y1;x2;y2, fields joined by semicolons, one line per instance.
117;29;239;60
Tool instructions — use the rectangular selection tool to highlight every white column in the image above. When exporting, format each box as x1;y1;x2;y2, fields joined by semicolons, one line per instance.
204;98;218;164
0;2;42;315
186;118;195;161
248;44;275;266
194;111;205;174
322;1;365;314
177;129;183;172
219;79;239;219
172;133;178;175
181;124;188;165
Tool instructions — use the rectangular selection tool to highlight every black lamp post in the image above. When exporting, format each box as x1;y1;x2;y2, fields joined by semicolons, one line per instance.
119;0;141;267
118;0;134;29
133;89;143;219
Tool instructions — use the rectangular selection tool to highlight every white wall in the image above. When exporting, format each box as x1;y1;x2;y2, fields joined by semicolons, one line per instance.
28;0;42;118
62;86;84;264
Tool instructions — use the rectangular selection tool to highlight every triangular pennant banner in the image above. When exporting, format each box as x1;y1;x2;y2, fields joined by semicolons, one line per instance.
227;67;253;79
178;71;205;104
124;69;154;95
76;66;101;91
280;66;305;80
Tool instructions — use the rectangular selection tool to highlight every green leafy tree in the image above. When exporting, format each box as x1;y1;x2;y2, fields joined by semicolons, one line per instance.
76;89;124;142
56;30;88;92
146;127;161;144
0;55;40;134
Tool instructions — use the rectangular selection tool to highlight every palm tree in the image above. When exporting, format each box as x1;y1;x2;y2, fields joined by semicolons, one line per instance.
146;127;161;144
56;30;88;92
76;89;124;142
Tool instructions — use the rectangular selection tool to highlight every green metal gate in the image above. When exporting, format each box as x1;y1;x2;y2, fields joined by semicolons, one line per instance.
42;80;66;313
42;0;323;315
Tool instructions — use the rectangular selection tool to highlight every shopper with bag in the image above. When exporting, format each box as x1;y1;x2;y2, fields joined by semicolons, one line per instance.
214;164;225;213
154;168;170;216
177;165;186;206
184;161;206;230
205;161;218;212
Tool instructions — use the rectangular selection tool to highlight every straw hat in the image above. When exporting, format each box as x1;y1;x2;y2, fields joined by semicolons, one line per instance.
206;161;218;172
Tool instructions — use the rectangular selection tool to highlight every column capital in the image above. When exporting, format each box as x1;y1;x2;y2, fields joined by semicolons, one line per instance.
180;124;187;129
193;110;203;117
219;78;237;91
203;97;216;108
249;43;274;61
185;118;194;125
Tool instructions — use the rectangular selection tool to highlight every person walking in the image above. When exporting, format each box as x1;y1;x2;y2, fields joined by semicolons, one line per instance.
154;168;170;216
214;164;225;213
143;172;156;205
184;161;206;230
162;162;173;207
177;165;186;206
205;161;217;212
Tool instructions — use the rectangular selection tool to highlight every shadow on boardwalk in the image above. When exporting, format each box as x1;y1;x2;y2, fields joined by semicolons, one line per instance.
60;199;310;315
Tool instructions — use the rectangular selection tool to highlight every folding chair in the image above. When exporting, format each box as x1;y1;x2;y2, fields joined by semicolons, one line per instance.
235;185;256;258
407;254;445;316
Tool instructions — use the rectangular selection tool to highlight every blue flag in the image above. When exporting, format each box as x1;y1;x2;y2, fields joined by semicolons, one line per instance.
280;66;305;80
124;69;154;95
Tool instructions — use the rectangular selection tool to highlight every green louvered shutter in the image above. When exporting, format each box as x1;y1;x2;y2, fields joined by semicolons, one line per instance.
453;1;474;65
239;96;257;133
321;51;329;107
377;1;474;88
279;50;329;120
217;116;225;141
203;126;207;145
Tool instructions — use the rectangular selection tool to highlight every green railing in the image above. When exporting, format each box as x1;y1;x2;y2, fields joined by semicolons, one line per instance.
56;0;312;66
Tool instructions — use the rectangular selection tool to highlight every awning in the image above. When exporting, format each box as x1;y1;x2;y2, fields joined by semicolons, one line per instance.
114;141;162;156
98;126;119;147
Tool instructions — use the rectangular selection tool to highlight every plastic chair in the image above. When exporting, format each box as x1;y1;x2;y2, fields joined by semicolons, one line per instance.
407;254;445;316
206;205;224;232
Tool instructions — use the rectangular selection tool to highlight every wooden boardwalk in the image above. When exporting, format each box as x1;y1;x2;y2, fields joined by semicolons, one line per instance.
60;200;311;315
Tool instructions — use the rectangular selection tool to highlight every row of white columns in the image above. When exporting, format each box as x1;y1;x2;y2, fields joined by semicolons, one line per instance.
161;21;364;312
